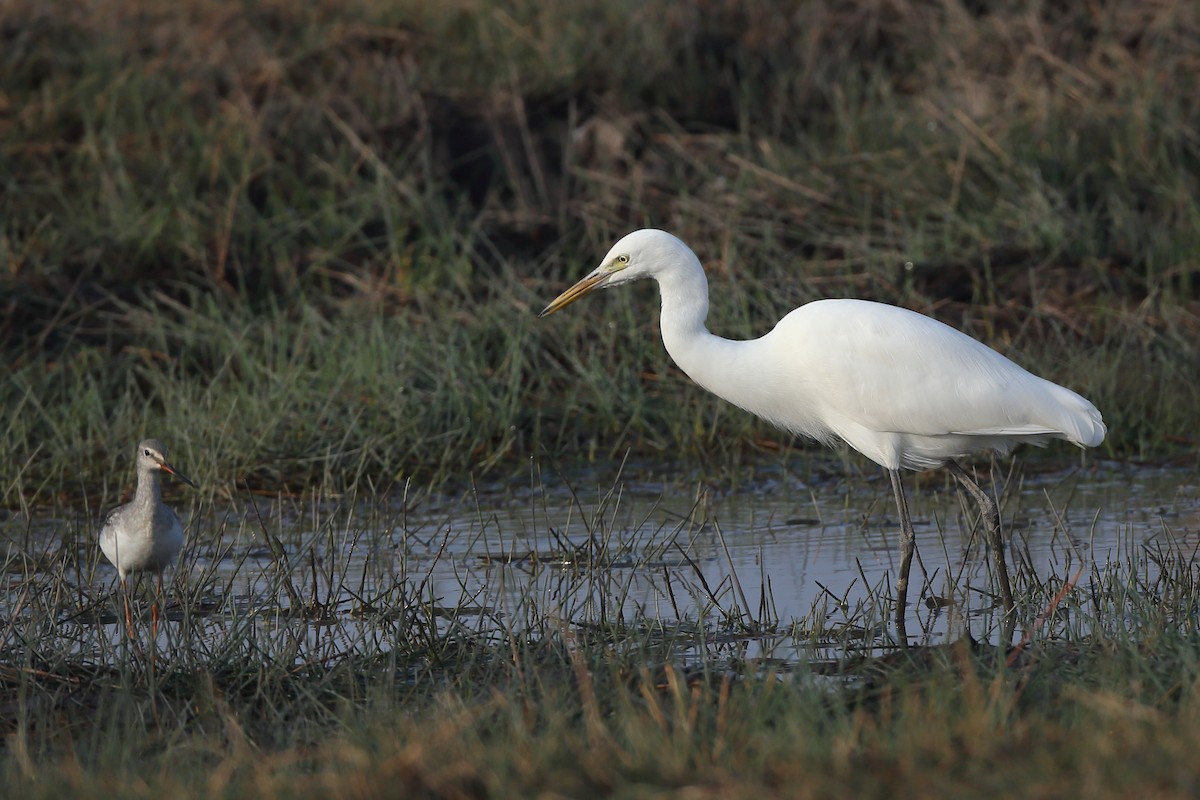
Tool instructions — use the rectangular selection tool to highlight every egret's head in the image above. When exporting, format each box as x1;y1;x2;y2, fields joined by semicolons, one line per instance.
538;229;690;317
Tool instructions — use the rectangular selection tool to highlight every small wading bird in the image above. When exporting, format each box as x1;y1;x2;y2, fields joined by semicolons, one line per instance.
539;229;1105;644
100;438;197;639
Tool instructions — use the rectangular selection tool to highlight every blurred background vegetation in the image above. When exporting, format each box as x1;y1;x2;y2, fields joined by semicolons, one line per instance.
2;0;1197;503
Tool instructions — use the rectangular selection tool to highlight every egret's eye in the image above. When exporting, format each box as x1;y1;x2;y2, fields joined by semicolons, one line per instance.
616;254;630;265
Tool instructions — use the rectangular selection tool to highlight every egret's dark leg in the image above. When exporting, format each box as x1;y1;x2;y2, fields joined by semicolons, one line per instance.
889;468;916;648
947;460;1015;640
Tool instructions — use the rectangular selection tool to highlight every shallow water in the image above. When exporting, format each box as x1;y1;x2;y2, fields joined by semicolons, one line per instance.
2;459;1196;661
390;461;1196;650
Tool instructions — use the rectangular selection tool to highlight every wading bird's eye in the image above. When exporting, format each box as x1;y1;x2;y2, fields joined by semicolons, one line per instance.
617;254;629;264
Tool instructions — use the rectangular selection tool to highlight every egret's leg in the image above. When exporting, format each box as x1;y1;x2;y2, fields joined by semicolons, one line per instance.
888;468;916;648
948;461;1015;637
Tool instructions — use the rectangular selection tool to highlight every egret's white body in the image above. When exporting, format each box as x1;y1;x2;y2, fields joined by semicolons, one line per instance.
540;229;1106;643
662;295;1104;472
100;438;195;637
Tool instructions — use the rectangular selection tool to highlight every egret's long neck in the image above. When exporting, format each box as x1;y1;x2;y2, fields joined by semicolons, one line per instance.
657;258;711;353
656;256;754;407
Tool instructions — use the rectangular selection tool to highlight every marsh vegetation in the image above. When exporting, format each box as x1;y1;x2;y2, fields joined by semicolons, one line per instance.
2;0;1199;795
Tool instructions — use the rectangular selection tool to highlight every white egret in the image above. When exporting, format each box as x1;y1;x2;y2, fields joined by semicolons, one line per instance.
539;229;1105;643
100;438;196;639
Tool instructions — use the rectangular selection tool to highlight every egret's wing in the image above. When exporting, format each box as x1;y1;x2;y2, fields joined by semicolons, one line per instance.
773;299;1101;442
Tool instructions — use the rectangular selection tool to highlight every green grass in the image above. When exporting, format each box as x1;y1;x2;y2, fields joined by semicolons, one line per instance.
2;0;1198;504
2;1;1200;793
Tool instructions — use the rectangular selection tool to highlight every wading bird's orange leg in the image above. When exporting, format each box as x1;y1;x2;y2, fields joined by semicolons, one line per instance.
122;578;136;640
151;574;163;641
